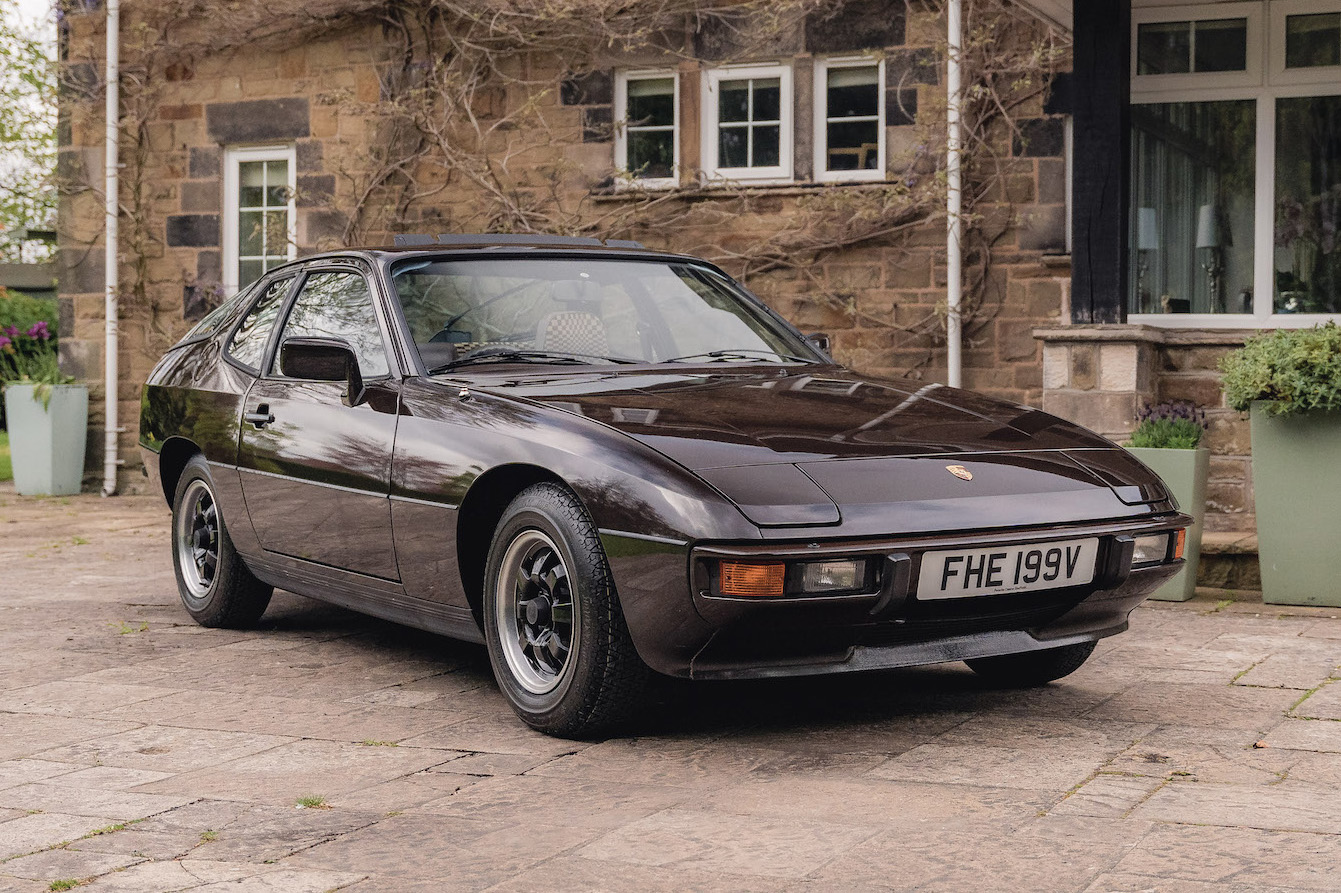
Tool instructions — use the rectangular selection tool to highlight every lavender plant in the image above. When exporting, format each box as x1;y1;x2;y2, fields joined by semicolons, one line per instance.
1129;401;1208;450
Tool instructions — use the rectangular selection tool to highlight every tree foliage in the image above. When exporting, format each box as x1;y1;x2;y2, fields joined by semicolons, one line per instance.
0;0;56;262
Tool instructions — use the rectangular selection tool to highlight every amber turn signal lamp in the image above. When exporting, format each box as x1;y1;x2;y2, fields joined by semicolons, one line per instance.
1174;528;1187;560
719;561;786;597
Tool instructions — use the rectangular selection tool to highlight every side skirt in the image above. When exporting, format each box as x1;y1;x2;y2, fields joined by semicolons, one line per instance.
242;550;484;644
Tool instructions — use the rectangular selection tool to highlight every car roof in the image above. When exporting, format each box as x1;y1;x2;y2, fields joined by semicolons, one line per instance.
288;234;704;268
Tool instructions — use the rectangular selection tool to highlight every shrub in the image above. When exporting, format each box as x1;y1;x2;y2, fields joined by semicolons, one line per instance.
1220;322;1341;416
0;287;57;335
1129;401;1208;449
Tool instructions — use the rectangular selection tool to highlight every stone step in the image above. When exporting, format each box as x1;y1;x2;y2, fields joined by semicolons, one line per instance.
1196;531;1261;593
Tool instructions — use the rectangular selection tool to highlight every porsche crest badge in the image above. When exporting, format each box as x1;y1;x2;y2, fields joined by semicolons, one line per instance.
946;465;973;481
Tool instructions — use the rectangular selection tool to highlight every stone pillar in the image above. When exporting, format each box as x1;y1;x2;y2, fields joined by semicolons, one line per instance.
1035;325;1159;441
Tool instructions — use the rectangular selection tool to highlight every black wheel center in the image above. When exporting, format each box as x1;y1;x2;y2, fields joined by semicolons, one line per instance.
525;594;552;627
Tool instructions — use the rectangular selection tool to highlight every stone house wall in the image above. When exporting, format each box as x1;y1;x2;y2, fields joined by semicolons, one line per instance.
55;1;1071;493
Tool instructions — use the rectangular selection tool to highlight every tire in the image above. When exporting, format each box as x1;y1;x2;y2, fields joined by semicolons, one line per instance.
965;641;1097;687
171;454;273;628
482;482;650;738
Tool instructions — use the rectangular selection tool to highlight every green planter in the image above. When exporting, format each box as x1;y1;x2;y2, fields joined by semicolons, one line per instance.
2;384;88;496
1251;403;1341;606
1127;446;1210;602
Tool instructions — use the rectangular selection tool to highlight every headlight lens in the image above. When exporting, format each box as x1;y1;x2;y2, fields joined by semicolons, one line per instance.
795;559;868;593
1131;533;1172;567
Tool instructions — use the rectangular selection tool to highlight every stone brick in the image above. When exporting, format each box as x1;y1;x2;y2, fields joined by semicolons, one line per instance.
57;246;103;294
996;320;1038;363
885;88;918;126
179;180;220;213
560;71;612;106
196;250;221;284
1097;343;1140;392
1042;343;1069;390
1070;344;1097;390
58;338;99;381
1158;373;1225;408
1206;412;1251;455
886;47;938;87
188;147;220;179
1206;480;1248;515
1017;204;1066;253
296;139;324;173
1042;390;1138;436
299;209;348;246
205;98;311;143
805;0;905;53
693;19;802;62
165;215;220;248
1037;158;1066;204
296;174;335;208
582;107;613;143
1013;117;1065;158
159;103;202;121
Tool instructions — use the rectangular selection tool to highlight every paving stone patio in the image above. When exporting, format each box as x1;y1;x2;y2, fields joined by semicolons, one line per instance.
1;481;1339;892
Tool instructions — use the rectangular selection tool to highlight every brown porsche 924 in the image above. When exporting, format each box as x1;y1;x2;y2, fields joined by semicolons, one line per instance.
140;234;1189;738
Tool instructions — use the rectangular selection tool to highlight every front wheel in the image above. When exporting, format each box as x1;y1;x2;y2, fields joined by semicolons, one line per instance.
171;454;273;628
965;641;1096;687
483;483;650;738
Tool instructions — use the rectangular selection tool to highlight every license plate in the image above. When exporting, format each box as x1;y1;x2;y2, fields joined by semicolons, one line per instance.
916;538;1100;600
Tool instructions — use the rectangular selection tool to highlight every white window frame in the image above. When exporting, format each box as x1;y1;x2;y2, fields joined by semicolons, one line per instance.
613;70;680;190
1131;2;1265;92
1270;0;1341;85
222;145;298;296
700;63;794;184
813;56;886;184
1129;0;1341;328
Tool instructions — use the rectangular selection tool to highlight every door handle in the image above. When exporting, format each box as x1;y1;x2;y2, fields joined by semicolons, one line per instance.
244;404;275;429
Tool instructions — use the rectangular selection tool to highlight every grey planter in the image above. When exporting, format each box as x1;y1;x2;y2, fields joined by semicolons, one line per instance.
2;384;88;496
1251;403;1341;607
1127;446;1210;602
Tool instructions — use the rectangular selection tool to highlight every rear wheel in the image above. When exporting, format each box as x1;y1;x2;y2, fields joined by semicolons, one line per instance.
965;641;1096;687
171;454;273;628
483;482;650;738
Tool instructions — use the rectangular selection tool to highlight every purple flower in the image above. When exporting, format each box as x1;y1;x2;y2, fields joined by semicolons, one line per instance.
26;320;50;340
3;325;17;338
0;334;11;351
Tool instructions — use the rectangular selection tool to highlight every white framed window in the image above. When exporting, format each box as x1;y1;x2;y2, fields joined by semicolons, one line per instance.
701;64;793;183
614;71;679;189
222;146;297;295
1129;0;1341;328
1132;3;1264;92
813;57;886;183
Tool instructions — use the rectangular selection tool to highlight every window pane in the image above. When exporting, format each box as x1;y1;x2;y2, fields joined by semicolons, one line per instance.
627;78;674;127
753;80;781;121
719;80;749;122
827;66;879;118
719;126;748;168
1138;21;1192;75
1193;18;1247;72
227;277;290;368
826;120;880;170
1130;100;1256;315
1286;13;1341;69
263;210;289;257
1275;95;1341;314
264;160;289;206
278;272;389;377
239;161;264;208
628;130;674;179
239;211;263;257
752;124;780;168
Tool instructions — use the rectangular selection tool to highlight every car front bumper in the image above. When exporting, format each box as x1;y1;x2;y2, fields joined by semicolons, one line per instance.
603;513;1190;680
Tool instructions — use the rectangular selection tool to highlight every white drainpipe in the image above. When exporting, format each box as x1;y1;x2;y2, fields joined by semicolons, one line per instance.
945;0;964;389
102;0;120;496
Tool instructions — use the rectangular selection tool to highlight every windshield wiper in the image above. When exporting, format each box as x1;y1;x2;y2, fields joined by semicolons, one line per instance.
427;348;638;374
665;348;812;364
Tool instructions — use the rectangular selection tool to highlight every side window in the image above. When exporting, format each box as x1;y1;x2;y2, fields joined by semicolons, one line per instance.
226;277;292;370
275;271;390;378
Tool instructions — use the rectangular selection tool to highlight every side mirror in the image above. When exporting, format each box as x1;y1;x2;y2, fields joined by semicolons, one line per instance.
806;332;831;354
279;337;366;407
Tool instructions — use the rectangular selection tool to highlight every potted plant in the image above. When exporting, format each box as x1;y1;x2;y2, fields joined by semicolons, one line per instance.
1125;401;1210;602
1221;322;1341;606
1;321;87;496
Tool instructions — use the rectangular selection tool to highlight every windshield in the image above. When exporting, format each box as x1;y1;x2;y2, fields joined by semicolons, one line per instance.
388;257;819;371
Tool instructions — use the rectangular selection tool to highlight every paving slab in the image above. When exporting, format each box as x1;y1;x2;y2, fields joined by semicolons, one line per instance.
5;483;1341;889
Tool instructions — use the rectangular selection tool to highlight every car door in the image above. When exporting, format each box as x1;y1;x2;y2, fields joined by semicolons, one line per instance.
236;264;402;580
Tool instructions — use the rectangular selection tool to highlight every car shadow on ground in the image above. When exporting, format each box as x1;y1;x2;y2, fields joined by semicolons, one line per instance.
255;591;1047;741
